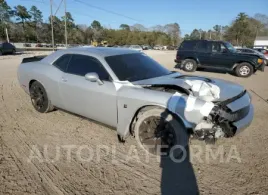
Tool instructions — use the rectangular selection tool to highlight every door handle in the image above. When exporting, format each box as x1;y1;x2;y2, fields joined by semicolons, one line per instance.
62;77;67;82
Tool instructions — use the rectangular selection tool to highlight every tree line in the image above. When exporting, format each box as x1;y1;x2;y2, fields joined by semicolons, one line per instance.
185;13;268;47
0;0;268;47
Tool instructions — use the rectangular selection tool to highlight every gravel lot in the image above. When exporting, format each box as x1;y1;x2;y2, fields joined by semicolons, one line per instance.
0;50;268;195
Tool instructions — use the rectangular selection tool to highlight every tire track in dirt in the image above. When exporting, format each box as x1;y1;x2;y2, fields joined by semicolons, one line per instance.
1;78;163;194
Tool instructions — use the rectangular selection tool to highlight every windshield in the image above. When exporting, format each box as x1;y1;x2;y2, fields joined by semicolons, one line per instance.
225;42;236;52
105;53;171;82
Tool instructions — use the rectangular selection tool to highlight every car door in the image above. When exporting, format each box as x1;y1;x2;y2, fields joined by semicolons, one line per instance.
208;42;234;69
50;54;72;109
59;54;117;127
195;41;211;66
2;43;9;53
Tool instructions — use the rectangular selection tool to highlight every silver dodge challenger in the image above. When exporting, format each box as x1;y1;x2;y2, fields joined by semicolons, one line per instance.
18;47;254;154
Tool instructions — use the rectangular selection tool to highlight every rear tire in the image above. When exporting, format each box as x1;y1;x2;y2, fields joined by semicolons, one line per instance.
29;81;54;113
235;62;253;77
182;59;197;72
134;107;188;158
0;50;2;56
12;49;16;55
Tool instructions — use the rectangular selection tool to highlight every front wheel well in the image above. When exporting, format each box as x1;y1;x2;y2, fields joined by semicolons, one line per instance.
29;79;37;89
184;57;198;64
129;105;187;136
233;61;254;70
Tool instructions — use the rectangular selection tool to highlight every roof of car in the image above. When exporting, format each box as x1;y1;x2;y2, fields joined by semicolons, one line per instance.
42;47;140;64
65;47;139;57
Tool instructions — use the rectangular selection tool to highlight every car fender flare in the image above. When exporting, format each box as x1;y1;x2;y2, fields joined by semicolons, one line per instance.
183;57;200;65
28;79;53;101
232;61;255;70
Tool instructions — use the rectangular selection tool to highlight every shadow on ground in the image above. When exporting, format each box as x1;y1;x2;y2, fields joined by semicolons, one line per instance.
158;109;199;195
160;148;199;195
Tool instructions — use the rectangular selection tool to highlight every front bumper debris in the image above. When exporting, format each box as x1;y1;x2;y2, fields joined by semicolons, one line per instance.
217;91;253;135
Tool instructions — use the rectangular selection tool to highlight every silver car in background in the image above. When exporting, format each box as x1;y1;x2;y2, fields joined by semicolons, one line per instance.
18;47;254;155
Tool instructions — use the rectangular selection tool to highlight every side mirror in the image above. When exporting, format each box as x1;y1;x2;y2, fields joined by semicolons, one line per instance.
85;72;103;85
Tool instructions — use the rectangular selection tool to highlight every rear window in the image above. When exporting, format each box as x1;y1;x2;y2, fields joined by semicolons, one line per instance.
179;41;197;50
53;54;72;72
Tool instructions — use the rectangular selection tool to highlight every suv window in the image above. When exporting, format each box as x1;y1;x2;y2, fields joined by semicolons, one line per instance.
53;54;72;72
211;42;227;53
67;54;110;80
179;41;197;50
4;43;13;49
196;41;209;52
245;49;253;53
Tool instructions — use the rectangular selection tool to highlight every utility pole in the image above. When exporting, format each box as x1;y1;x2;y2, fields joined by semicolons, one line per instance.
50;0;55;50
199;30;202;39
209;30;211;40
64;0;68;48
5;27;9;43
219;27;222;40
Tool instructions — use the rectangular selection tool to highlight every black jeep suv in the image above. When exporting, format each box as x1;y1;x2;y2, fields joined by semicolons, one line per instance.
175;40;265;77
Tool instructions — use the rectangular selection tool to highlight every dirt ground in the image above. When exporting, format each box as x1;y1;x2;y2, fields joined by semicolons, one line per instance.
0;50;268;195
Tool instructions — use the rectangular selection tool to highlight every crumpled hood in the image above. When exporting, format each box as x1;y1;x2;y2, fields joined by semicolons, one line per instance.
133;74;245;102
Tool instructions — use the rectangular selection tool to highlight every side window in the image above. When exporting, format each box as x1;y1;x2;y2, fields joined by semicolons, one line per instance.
179;41;197;50
196;41;209;52
212;42;227;53
53;54;72;72
245;49;253;53
7;43;13;49
67;54;110;80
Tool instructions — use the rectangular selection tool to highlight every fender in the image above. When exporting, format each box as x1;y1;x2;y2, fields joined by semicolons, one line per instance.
232;60;256;70
115;84;215;140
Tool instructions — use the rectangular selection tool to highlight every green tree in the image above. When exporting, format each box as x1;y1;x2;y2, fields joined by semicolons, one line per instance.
29;6;43;42
119;24;130;31
91;20;102;30
184;34;190;40
0;0;12;40
164;23;181;45
14;5;31;29
189;29;200;40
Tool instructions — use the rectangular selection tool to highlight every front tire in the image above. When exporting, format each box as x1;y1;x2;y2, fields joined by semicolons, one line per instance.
235;62;253;77
134;107;188;157
182;59;197;72
29;81;54;113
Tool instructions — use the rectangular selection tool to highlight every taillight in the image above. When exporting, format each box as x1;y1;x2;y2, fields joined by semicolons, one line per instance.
264;50;268;55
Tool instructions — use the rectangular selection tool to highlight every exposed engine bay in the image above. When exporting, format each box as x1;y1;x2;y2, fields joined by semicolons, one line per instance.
143;79;250;144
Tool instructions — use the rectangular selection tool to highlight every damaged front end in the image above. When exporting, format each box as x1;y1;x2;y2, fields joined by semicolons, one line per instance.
143;78;254;144
193;90;253;143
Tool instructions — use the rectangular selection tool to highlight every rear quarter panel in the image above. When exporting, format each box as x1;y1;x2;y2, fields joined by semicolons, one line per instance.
177;50;199;64
18;61;64;107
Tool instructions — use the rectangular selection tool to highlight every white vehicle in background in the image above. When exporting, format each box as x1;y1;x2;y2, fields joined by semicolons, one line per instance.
154;45;164;50
129;45;143;52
